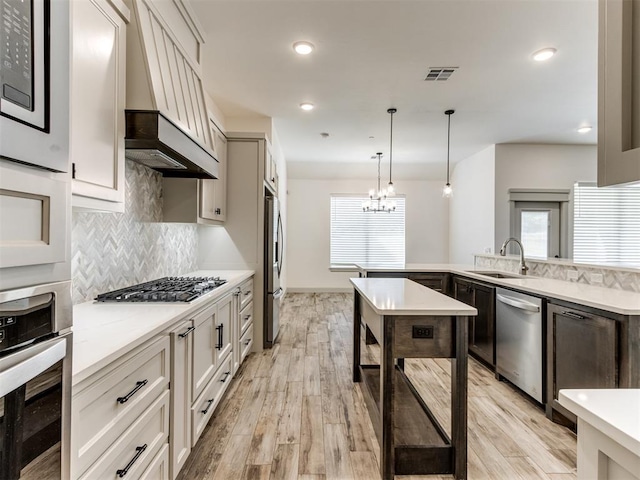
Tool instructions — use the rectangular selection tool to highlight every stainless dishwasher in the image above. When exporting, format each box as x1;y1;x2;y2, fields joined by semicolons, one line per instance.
495;287;543;402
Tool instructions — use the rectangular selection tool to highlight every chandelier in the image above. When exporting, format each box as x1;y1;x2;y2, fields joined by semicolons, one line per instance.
362;107;398;213
362;152;396;212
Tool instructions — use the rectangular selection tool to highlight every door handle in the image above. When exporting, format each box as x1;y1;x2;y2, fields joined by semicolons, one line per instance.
0;337;66;397
496;293;540;313
273;288;284;300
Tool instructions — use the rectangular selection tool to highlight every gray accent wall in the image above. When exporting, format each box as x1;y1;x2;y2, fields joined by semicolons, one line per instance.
71;160;198;304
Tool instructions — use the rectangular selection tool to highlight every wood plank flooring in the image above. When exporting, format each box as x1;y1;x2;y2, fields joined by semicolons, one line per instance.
177;293;577;480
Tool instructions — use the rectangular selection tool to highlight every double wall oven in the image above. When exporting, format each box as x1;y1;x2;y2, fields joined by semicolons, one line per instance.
0;281;72;480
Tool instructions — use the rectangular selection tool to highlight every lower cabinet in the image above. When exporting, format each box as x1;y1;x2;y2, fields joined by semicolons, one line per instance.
453;276;496;367
71;336;170;480
407;272;451;295
169;321;194;480
546;302;618;425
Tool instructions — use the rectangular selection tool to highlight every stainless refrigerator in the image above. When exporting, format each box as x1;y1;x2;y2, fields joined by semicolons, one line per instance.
264;194;284;348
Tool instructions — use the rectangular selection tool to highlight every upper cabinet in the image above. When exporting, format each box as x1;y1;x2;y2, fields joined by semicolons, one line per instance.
201;122;227;222
126;0;214;152
163;117;227;225
597;0;640;186
264;139;279;194
71;0;129;212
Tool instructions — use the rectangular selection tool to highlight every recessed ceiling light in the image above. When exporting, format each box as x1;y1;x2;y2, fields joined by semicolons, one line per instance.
293;41;314;55
532;47;557;61
300;103;314;111
577;126;592;134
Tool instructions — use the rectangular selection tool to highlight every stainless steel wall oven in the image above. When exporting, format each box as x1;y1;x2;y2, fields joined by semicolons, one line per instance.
0;280;72;480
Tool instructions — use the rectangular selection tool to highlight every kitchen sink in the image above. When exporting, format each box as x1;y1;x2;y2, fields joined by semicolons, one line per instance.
470;271;524;279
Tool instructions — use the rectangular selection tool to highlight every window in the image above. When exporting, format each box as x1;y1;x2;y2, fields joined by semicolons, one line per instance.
573;182;640;266
330;195;405;267
520;210;550;258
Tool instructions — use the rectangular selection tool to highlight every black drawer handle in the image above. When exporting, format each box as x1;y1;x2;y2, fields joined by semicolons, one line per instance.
215;208;221;215
178;326;195;338
216;324;223;350
117;380;148;404
244;339;252;346
243;290;251;296
561;311;587;320
201;398;214;415
116;444;147;477
244;315;251;321
220;371;231;383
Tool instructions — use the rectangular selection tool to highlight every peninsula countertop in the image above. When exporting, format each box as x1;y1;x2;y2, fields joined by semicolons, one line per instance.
559;389;640;457
72;270;254;385
350;277;477;316
345;263;640;316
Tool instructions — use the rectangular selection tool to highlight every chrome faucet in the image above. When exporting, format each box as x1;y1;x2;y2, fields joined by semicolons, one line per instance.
499;237;529;275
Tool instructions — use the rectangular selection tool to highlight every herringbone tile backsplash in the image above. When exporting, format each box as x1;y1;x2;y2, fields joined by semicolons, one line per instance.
71;161;198;304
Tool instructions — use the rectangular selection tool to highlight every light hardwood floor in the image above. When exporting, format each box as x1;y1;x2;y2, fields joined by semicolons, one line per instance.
177;293;577;480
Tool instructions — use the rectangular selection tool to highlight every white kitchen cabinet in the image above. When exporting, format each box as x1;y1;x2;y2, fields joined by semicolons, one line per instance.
71;0;129;212
163;121;226;225
264;139;279;193
215;292;234;365
597;0;640;186
71;336;170;479
169;321;194;480
191;302;218;401
200;122;228;222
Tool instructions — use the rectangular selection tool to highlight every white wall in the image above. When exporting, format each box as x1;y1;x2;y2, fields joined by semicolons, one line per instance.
494;144;597;251
449;145;496;264
286;179;449;291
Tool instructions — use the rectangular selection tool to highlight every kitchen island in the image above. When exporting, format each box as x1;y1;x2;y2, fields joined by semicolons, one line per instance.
350;277;477;480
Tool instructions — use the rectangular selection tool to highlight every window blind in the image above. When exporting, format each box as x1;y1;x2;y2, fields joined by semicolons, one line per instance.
573;182;640;266
330;195;405;267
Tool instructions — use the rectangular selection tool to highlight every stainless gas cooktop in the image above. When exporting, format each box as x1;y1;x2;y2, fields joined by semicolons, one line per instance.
95;276;227;303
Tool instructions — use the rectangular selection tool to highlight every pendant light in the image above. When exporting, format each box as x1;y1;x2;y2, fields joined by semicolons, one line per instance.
387;108;397;196
443;109;455;198
362;153;395;212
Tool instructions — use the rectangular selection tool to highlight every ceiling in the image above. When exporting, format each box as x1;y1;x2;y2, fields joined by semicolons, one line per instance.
190;0;598;179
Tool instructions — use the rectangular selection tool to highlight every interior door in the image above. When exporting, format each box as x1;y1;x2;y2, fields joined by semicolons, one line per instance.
513;201;561;258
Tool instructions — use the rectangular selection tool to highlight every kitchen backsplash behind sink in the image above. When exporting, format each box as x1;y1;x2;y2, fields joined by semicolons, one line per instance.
475;254;640;293
71;160;198;304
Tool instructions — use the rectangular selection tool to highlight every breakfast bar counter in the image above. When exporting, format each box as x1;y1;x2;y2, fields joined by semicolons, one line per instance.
350;277;477;480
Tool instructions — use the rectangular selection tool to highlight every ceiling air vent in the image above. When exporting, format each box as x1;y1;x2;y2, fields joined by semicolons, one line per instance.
424;67;458;81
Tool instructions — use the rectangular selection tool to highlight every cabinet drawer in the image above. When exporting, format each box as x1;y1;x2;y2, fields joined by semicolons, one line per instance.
79;390;170;480
191;355;233;445
239;279;253;309
72;336;170;477
240;323;254;363
139;443;169;480
240;301;253;335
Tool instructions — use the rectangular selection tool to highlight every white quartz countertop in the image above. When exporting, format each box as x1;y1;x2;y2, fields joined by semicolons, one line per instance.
353;263;640;315
72;270;254;385
350;277;477;316
559;389;640;455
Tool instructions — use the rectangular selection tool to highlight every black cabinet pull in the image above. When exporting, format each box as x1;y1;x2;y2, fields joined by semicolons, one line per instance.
116;444;147;477
178;326;195;338
243;290;251;296
117;380;148;404
244;339;251;346
561;310;587;320
215;208;221;215
220;371;231;383
216;324;223;350
201;398;214;414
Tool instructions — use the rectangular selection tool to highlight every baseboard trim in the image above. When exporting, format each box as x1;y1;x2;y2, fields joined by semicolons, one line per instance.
286;287;352;293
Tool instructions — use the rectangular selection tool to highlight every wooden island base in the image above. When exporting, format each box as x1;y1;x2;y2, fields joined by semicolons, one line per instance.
359;365;454;475
351;278;476;480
